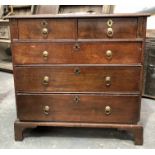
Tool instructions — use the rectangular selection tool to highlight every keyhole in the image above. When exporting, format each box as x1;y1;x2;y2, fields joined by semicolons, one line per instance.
74;96;80;104
41;20;48;27
73;43;80;51
74;68;81;75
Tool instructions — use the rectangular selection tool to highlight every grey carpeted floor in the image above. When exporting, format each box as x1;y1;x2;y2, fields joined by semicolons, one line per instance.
0;71;155;149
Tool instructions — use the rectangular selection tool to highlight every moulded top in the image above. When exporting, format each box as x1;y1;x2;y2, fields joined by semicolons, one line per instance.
7;13;150;19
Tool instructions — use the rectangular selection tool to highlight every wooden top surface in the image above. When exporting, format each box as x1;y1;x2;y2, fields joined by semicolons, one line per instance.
7;13;150;19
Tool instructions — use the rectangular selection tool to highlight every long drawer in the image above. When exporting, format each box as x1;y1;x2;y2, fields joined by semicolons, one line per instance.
17;19;76;39
16;94;140;123
12;42;142;65
14;66;141;92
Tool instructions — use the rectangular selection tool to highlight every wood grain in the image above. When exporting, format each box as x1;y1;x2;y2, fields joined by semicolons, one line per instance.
14;66;141;92
9;14;149;144
78;18;138;39
18;19;76;39
12;42;142;65
16;94;140;123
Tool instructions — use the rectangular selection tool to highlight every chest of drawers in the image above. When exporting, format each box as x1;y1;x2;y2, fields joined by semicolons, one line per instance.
9;14;149;145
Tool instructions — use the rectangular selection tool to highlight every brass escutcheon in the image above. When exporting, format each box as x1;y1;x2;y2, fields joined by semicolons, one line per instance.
73;96;80;104
73;43;80;51
74;67;81;75
107;19;113;27
41;20;48;27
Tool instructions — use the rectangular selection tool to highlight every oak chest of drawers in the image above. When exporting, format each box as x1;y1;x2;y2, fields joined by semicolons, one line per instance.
9;14;149;145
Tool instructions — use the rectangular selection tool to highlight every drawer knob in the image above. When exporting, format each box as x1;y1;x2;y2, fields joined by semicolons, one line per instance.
107;27;113;37
105;76;111;87
43;105;50;115
74;67;81;75
42;51;48;59
73;96;80;104
106;50;112;59
43;76;49;85
107;19;113;27
42;28;48;35
105;106;111;115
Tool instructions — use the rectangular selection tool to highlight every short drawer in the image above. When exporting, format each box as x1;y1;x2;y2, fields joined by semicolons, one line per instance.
78;18;138;39
18;19;76;39
14;66;141;92
12;42;142;65
16;94;140;123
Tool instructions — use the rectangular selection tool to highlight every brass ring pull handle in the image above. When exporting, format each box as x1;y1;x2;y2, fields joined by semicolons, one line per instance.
106;50;113;59
42;51;48;59
43;105;50;115
105;106;111;115
107;27;113;37
42;28;48;35
107;19;113;27
73;43;80;51
74;67;81;75
73;96;80;104
105;76;111;87
43;76;49;85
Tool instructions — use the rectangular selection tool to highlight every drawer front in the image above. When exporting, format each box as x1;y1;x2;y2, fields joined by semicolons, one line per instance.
13;42;142;65
18;19;76;39
78;18;138;39
15;66;141;92
16;94;140;123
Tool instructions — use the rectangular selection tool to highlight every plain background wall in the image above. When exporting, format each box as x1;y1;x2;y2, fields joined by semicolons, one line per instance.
114;4;155;29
